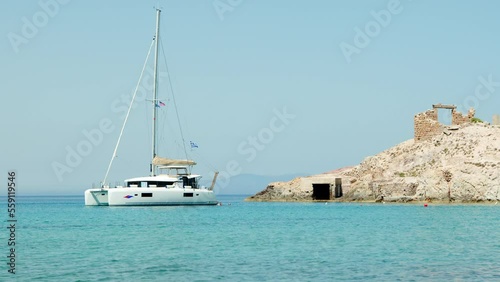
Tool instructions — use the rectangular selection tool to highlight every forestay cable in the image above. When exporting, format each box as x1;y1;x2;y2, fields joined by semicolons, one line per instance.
102;39;155;186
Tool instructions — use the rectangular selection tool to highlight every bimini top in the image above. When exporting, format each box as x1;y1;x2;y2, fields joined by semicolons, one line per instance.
125;174;201;183
153;156;196;166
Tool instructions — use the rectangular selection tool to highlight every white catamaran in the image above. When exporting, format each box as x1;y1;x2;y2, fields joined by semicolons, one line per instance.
85;9;218;206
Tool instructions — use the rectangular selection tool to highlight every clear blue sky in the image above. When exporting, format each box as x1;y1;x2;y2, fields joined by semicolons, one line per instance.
1;0;499;195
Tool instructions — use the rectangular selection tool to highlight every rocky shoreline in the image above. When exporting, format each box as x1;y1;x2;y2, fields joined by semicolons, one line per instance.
247;123;500;203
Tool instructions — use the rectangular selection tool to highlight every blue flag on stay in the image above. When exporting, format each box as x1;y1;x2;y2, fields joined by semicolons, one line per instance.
190;141;199;149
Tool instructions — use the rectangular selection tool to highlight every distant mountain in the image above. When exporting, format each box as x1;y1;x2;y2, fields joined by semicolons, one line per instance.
207;173;305;195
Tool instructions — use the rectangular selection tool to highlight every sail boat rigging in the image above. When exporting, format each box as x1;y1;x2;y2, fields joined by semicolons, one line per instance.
85;9;218;206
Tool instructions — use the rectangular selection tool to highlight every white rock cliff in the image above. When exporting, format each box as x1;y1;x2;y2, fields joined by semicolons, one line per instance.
248;123;500;203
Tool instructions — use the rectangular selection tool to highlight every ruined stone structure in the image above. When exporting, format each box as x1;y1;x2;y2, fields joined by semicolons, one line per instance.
493;115;500;126
414;109;441;142
414;104;475;142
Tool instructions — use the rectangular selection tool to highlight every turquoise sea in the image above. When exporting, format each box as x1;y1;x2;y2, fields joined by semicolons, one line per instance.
1;195;499;281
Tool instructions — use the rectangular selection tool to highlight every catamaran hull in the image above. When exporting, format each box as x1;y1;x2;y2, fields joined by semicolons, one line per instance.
85;188;218;206
85;189;109;206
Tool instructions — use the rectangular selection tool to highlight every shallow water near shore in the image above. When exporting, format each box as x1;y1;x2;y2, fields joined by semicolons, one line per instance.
2;195;499;281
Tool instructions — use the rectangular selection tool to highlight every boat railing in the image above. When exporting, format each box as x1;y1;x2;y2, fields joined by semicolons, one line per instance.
94;181;125;189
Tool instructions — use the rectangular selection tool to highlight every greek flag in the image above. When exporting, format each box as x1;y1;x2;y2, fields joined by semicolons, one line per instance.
190;141;199;149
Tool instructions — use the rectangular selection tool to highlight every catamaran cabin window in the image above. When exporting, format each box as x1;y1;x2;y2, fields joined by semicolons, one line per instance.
181;177;198;188
126;181;174;187
141;193;153;197
153;181;174;187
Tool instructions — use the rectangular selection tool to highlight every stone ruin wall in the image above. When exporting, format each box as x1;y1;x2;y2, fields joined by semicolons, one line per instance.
414;109;441;142
414;106;475;142
452;108;475;125
493;115;500;125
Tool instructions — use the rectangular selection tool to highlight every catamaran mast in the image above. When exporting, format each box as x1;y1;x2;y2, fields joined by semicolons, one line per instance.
151;8;161;176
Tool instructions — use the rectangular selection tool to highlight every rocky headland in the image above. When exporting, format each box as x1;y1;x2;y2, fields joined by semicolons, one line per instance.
247;122;500;203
